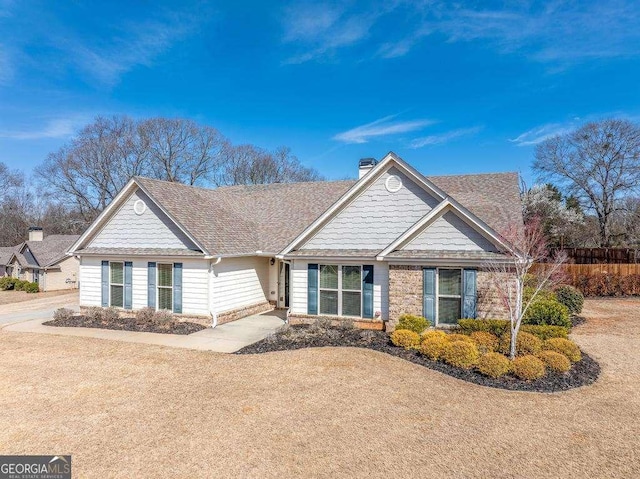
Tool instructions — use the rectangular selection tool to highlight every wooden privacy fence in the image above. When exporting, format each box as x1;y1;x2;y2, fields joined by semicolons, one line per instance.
549;248;640;264
551;263;640;296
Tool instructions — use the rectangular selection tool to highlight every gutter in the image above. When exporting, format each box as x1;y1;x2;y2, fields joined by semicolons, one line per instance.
208;256;222;328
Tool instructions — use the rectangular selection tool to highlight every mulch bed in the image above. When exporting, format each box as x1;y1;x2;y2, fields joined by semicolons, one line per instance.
237;325;600;393
44;315;206;335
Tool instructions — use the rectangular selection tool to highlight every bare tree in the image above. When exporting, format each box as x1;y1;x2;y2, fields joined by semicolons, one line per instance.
534;119;640;247
0;162;24;198
138;118;226;185
217;144;323;186
485;217;567;359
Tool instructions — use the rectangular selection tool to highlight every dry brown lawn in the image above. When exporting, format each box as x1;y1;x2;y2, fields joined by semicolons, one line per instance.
1;298;639;478
0;289;74;306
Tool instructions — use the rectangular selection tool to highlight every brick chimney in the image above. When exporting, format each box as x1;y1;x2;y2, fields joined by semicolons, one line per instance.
28;227;43;242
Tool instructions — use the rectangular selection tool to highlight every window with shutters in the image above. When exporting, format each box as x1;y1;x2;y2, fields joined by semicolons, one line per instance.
110;262;124;308
157;263;173;311
319;264;362;317
437;268;462;325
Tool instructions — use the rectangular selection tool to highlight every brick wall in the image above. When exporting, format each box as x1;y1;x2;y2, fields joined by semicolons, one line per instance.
388;265;513;328
388;265;423;325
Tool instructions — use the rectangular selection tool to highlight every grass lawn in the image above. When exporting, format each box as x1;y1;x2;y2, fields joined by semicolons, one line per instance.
1;298;639;478
0;289;74;306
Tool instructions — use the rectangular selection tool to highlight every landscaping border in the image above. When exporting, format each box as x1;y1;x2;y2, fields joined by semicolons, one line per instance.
237;325;600;393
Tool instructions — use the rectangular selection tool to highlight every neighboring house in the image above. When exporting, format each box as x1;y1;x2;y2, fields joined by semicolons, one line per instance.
1;228;80;291
68;152;522;328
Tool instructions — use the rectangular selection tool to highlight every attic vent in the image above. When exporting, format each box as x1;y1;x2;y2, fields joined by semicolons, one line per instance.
385;174;403;193
133;199;147;215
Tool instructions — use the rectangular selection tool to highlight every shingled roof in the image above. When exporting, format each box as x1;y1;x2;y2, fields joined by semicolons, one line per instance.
25;235;80;267
133;168;521;256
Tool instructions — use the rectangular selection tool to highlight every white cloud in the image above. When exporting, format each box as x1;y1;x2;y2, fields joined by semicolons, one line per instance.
333;115;435;144
0;117;87;140
509;123;575;146
410;126;482;148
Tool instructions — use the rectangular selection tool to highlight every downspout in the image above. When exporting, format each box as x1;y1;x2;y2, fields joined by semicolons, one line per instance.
207;256;222;328
280;259;293;324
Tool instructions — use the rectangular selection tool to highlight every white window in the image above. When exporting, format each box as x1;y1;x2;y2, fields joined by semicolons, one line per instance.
437;268;462;325
157;263;173;311
319;265;362;317
110;262;124;308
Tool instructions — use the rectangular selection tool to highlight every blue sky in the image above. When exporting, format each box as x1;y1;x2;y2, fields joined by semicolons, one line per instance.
1;0;639;184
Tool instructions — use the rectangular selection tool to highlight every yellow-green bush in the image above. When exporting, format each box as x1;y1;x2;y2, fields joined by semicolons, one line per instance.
511;355;546;380
446;333;475;344
396;314;430;334
523;299;571;328
543;338;581;363
537;350;571;373
457;318;510;336
555;284;584;314
470;331;499;353
442;341;480;369
498;331;542;356
477;352;512;378
421;330;448;341
419;336;450;360
390;329;421;349
523;286;557;304
521;324;569;340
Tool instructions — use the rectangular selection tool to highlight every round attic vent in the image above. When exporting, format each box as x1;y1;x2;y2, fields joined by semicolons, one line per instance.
385;174;403;193
133;199;147;215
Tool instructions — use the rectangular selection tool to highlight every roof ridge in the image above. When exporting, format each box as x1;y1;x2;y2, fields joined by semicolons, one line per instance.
427;171;519;179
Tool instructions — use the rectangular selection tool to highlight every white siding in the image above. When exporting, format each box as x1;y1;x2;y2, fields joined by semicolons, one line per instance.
89;190;197;250
290;259;389;320
80;256;209;316
211;256;269;313
302;167;440;250
405;211;498;251
268;260;278;303
79;257;102;307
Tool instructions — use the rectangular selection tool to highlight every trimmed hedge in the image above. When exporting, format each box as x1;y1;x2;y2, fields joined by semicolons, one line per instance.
477;352;511;378
537;350;571;373
396;314;430;334
574;272;640;297
391;329;421;349
520;324;569;340
512;355;546;380
543;338;581;363
0;276;18;290
469;331;499;353
498;331;542;356
419;336;450;360
457;319;510;336
442;341;480;369
23;281;40;293
523;299;571;328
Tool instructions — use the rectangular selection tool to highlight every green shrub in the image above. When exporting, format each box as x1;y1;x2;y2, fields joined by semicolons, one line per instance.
53;308;74;322
521;324;569;340
13;279;27;291
419;336;450;360
391;329;421;349
523;286;557;304
457;319;510;336
498;331;543;356
477;352;511;378
512;355;546;380
470;331;499;353
523;299;571;328
396;314;430;334
23;281;39;293
555;285;584;314
446;333;475;343
536;350;571;373
442;341;480;369
543;338;581;363
0;276;18;290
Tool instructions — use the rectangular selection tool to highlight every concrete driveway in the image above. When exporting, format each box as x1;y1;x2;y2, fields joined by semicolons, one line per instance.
0;291;79;326
2;306;286;353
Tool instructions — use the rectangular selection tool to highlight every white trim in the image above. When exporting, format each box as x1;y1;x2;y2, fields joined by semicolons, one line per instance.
317;264;363;318
435;267;463;327
133;199;147;215
156;262;174;312
385;174;403;193
280;152;447;255
109;261;124;308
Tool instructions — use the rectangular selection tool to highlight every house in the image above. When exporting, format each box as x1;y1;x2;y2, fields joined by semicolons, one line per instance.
68;152;522;328
1;228;80;291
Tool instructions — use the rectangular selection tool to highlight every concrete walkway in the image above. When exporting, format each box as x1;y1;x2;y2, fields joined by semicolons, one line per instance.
0;291;79;326
2;309;286;353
